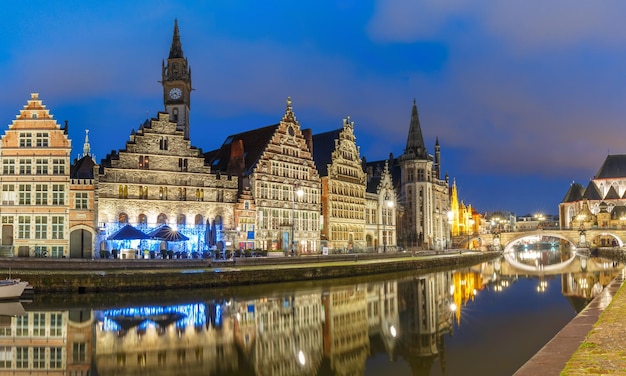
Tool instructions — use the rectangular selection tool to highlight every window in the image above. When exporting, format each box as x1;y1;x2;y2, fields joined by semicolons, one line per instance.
15;347;27;369
16;315;28;336
18;216;31;239
18;184;31;205
75;192;88;209
19;159;32;175
0;346;12;368
119;185;128;199
33;347;46;369
73;342;87;362
179;158;188;172
160;137;169;150
417;169;425;182
2;184;15;205
36;132;49;147
195;189;203;201
35;184;48;205
139;155;149;169
33;313;45;336
50;313;63;336
50;347;63;369
139;186;148;199
159;187;167;200
50;246;63;258
52;159;65;174
2;159;15;174
19;132;32;147
52;216;64;239
52;184;65;205
35;216;47;239
36;158;48;174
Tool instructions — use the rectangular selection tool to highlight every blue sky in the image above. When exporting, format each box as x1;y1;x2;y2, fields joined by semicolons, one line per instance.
1;1;624;216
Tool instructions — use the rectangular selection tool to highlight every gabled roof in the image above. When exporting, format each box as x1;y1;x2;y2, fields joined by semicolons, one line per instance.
70;155;96;180
561;182;584;203
582;181;602;201
595;154;626;179
365;158;401;193
312;129;341;177
207;124;279;176
604;185;621;200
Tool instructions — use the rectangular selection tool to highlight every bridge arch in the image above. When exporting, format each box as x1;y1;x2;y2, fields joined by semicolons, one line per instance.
502;232;577;254
585;231;623;248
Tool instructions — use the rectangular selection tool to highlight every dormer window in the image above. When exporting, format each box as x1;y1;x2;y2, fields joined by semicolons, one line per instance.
31;113;38;119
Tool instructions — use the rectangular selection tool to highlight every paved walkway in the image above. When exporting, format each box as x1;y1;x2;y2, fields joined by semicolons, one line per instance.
515;270;626;375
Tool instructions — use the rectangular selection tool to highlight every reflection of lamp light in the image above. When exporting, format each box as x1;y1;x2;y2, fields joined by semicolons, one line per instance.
291;183;304;256
390;325;397;338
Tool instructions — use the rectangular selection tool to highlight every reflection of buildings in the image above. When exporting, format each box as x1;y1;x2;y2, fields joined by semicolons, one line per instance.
450;270;484;325
322;284;369;375
0;308;92;374
366;281;399;359
240;293;324;376
94;304;238;376
396;272;454;375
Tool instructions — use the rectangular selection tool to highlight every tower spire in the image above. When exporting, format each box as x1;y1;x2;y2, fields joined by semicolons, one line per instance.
404;99;427;159
83;129;91;157
169;18;184;59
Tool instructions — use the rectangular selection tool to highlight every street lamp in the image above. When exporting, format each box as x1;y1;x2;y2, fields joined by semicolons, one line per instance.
291;183;304;256
383;193;393;253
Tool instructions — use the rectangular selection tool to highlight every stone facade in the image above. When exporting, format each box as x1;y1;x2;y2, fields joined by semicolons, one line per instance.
314;117;367;252
398;101;450;250
0;93;72;257
96;112;238;254
248;99;321;254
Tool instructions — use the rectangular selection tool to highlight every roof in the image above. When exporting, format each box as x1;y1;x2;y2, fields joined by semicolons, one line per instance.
605;186;621;200
595;154;626;179
70;155;96;179
207;124;279;176
561;182;584;203
582;181;602;201
364;158;401;194
312;129;341;177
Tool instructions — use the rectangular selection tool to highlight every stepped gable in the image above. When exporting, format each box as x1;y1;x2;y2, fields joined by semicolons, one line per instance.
604;185;621;200
207;124;279;176
312;129;341;177
595;154;626;179
561;182;584;203
582;181;602;201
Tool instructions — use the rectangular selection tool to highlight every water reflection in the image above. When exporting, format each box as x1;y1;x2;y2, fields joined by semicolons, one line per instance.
0;252;622;375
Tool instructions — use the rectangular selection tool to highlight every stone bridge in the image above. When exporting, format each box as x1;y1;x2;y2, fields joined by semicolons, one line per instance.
454;229;626;250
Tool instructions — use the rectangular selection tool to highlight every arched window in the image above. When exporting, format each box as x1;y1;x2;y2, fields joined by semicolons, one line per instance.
157;213;167;225
177;214;186;227
194;214;203;225
172;107;179;122
118;213;128;224
138;214;148;226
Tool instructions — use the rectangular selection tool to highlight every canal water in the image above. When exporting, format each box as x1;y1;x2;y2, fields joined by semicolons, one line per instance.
0;251;622;375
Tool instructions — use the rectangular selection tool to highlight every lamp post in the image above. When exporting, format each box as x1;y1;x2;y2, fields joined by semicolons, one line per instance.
383;193;393;253
291;183;304;256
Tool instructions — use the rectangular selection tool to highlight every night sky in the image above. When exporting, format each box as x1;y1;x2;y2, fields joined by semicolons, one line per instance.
1;1;623;216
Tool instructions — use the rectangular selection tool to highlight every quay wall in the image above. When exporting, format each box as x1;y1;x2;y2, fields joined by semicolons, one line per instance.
3;251;499;293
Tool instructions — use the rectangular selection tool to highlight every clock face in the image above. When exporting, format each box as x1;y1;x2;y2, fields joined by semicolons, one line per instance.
169;88;182;100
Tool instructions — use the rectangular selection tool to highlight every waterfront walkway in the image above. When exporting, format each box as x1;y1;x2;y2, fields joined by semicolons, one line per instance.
515;269;626;375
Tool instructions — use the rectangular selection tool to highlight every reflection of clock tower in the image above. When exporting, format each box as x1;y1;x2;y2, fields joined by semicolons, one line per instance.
162;19;192;139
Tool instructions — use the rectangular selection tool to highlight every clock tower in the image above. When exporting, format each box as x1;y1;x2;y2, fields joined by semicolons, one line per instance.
162;19;192;139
